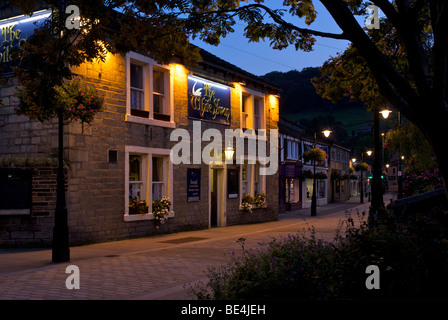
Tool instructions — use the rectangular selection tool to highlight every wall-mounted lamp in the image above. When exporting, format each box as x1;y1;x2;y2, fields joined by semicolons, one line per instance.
224;142;235;161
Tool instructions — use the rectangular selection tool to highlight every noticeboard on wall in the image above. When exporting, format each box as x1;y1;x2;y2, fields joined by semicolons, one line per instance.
187;168;201;202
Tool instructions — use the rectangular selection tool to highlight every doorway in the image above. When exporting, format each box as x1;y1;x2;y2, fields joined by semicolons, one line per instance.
210;167;225;228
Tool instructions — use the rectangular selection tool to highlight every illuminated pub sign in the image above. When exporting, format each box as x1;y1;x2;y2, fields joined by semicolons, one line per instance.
188;75;231;125
0;8;51;70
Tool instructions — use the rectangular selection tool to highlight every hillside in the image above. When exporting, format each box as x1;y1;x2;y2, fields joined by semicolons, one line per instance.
261;67;364;115
261;67;375;150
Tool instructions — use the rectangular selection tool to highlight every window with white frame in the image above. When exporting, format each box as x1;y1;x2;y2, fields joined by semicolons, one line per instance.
286;139;299;160
125;146;173;220
130;63;144;110
242;160;249;196
240;160;266;205
241;89;265;134
126;52;174;127
129;154;144;202
152;156;164;201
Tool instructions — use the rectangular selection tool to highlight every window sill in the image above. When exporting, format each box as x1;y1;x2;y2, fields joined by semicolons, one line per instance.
126;114;176;129
0;209;30;215
238;205;268;211
124;211;174;222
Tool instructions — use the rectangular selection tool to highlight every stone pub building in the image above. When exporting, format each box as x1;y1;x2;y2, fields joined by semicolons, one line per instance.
0;8;280;246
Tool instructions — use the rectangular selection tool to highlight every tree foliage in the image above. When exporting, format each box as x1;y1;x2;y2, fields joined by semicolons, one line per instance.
6;0;448;196
385;119;436;172
9;0;203;122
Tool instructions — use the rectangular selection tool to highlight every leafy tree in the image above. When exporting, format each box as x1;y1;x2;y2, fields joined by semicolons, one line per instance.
385;118;436;172
178;1;448;198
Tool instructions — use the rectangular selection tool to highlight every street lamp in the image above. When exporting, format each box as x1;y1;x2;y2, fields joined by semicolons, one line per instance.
356;151;372;204
380;109;392;119
322;129;332;138
368;105;385;225
310;119;331;217
381;107;403;199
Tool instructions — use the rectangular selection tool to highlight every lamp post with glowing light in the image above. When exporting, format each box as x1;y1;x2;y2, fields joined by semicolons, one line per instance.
310;118;331;216
354;151;372;204
381;107;403;199
369;106;385;217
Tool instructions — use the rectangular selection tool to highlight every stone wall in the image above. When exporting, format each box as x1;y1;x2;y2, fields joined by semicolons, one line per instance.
0;51;279;247
0;158;61;247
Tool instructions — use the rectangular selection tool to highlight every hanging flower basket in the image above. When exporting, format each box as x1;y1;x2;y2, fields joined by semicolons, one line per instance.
54;77;104;125
355;162;369;172
301;169;314;179
303;148;327;163
332;171;343;180
314;172;328;180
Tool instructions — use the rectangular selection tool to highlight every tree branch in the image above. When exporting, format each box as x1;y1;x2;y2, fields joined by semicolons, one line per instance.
240;3;348;40
319;0;418;121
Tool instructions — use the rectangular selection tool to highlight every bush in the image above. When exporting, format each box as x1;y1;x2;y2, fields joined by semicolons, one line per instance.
188;207;448;300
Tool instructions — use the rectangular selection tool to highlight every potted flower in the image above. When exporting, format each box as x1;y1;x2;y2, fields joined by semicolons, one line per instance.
129;199;149;215
241;194;254;214
152;197;172;229
253;192;267;208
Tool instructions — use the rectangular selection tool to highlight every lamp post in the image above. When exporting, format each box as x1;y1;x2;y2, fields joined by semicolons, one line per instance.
311;118;331;216
370;106;384;214
355;151;371;204
53;0;70;263
381;108;403;199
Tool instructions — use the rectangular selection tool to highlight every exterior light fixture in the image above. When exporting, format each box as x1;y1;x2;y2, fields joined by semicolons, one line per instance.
386;164;390;168
367;150;373;156
224;142;234;161
380;108;392;119
352;158;357;163
322;130;332;138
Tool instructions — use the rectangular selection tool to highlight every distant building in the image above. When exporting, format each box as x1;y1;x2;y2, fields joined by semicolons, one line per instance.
278;118;333;211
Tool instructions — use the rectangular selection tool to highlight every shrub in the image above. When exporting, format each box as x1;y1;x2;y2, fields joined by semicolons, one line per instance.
188;207;448;300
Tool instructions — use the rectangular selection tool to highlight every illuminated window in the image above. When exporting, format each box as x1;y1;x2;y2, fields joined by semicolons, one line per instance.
241;89;265;134
126;52;173;127
240;160;266;206
125;146;173;221
130;64;144;110
129;155;144;202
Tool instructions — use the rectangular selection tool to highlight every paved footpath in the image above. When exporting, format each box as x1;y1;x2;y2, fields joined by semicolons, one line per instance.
0;197;387;300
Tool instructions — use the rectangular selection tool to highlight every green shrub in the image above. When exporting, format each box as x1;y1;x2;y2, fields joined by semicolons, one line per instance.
188;208;448;300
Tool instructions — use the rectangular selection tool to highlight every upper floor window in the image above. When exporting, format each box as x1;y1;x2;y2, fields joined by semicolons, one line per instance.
126;52;174;128
241;89;265;134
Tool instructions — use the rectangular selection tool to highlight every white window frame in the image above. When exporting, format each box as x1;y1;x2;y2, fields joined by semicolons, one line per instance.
239;156;267;209
240;88;266;137
124;146;174;222
125;51;175;128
